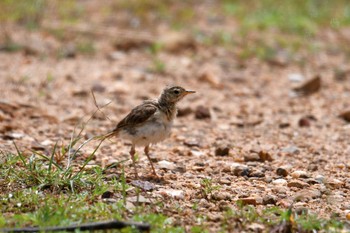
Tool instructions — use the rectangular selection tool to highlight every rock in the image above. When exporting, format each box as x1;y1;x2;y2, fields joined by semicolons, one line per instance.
189;150;204;157
207;213;222;222
278;199;293;208
276;168;288;177
198;67;222;89
91;83;106;93
60;43;76;58
327;178;343;188
107;51;125;61
215;144;230;156
315;175;325;183
273;186;289;195
287;180;310;189
258;150;273;161
299;117;311;127
113;36;151;51
291;170;309;178
101;191;113;199
125;201;135;210
177;107;192;117
298;115;317;127
232;164;250;176
158;160;176;170
305;178;320;185
131;180;156;191
102;198;117;204
183;139;200;147
127;196;151;204
245;148;273;162
158;31;196;53
339;110;350;122
334;67;349;81
294;189;321;201
279;122;290;128
248;169;265;178
288;73;305;82
307;164;318;171
219;178;231;185
198;198;211;208
272;179;287;186
293;75;321;96
23;36;49;55
41;139;54;146
238;197;257;206
248;223;265;232
295;207;309;215
263;195;277;205
244;153;260;162
195;105;211;119
158;189;184;200
212;192;231;201
110;82;130;95
281;146;300;155
218;200;229;211
3;132;25;140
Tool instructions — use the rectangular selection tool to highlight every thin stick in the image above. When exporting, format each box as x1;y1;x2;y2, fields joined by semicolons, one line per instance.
91;89;112;121
0;219;150;232
66;95;111;169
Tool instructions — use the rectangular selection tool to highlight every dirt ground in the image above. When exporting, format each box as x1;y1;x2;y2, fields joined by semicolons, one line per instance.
1;1;350;231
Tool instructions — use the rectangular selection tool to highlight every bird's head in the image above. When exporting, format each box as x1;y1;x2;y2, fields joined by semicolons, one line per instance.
160;86;195;104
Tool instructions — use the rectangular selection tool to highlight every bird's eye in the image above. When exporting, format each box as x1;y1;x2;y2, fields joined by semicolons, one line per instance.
173;90;180;95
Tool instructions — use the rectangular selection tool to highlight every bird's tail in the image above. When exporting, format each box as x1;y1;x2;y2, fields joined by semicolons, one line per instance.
96;130;117;141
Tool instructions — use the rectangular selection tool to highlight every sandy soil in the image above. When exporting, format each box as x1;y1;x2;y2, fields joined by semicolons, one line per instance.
1;1;350;231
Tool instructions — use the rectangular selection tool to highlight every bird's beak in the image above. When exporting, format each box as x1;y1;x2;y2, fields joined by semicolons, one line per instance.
185;90;196;95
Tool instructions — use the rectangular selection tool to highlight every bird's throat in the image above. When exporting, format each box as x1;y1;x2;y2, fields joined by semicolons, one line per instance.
158;99;177;121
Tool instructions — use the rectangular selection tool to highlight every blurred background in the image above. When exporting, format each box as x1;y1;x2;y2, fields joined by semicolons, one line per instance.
1;1;350;230
1;0;350;60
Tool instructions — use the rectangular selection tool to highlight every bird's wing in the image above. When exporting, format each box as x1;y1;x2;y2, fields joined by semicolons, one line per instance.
114;102;158;131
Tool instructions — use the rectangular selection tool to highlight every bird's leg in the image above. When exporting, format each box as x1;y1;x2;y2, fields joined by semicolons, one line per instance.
144;145;157;176
129;145;138;178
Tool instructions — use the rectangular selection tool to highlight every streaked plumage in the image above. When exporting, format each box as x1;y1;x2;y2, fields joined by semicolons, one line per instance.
108;86;195;177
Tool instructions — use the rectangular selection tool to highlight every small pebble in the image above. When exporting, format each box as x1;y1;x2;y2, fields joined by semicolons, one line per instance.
158;189;184;200
232;165;250;177
276;167;288;177
282;146;300;155
177;107;192;117
101;191;113;199
158;160;176;170
215;144;230;156
287;180;310;189
238;197;257;206
244;153;261;162
263;195;277;205
195;105;211;119
272;179;287;186
315;175;325;183
291;170;309;178
327;178;343;188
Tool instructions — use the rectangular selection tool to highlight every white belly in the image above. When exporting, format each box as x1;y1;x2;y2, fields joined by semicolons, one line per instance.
119;112;173;147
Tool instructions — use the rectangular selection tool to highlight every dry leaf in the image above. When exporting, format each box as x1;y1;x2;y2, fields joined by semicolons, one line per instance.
293;75;321;96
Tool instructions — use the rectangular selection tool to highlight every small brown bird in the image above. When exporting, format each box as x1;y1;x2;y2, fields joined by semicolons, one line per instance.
106;86;195;177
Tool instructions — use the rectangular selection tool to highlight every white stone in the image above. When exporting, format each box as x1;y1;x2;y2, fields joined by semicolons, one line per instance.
288;73;304;82
291;170;309;178
272;179;288;186
158;160;176;170
158;189;184;199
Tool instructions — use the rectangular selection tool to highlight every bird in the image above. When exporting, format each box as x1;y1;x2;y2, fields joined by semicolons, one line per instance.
105;85;195;178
